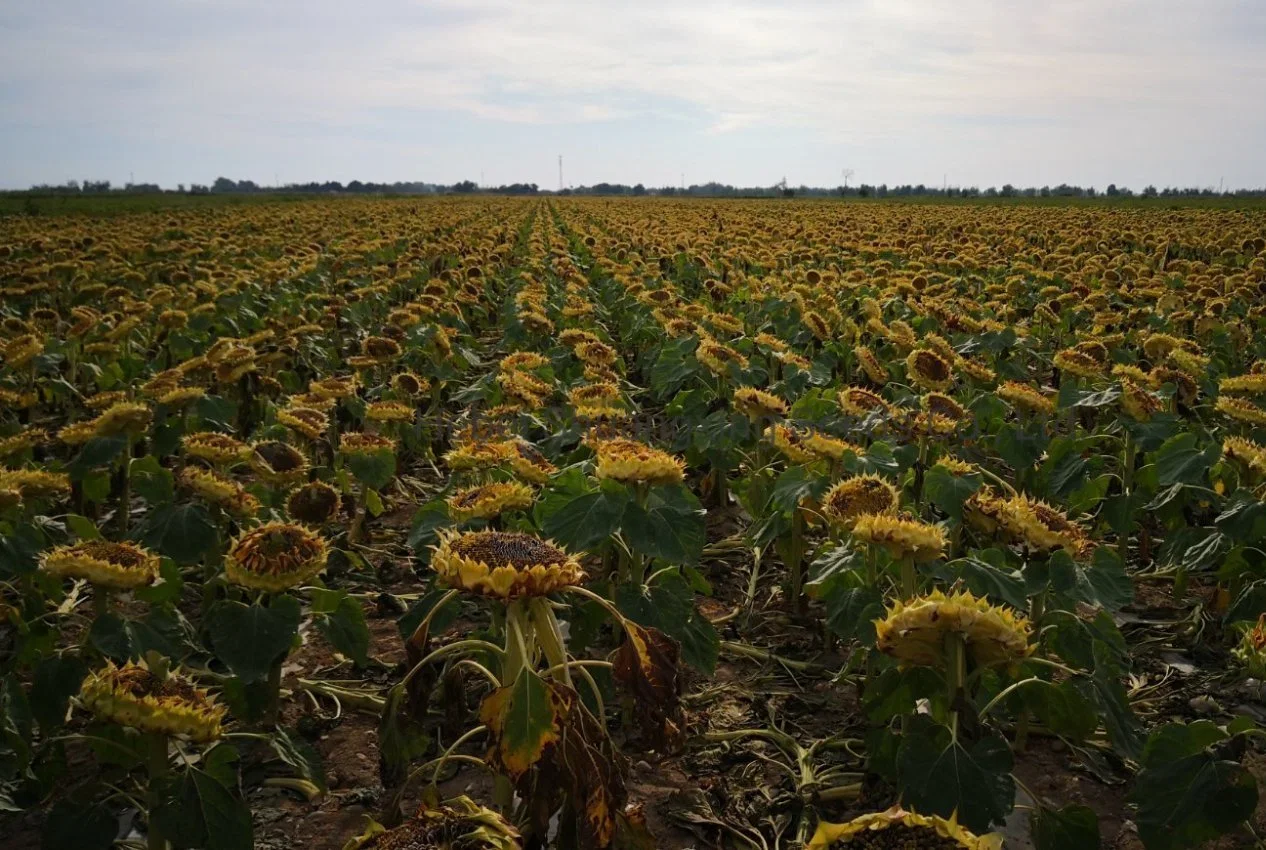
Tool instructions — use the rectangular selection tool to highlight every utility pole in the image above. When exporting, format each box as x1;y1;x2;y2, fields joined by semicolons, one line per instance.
558;155;563;192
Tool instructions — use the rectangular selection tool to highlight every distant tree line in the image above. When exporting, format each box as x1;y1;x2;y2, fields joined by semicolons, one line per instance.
13;177;1265;199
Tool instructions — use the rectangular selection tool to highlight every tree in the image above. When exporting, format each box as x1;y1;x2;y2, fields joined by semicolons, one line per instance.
1106;183;1118;196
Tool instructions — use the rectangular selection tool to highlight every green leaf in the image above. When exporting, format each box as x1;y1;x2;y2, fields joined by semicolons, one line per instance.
41;799;118;850
1152;432;1218;486
897;716;1015;832
130;455;174;503
310;589;370;666
363;488;385;517
270;727;326;791
64;514;100;540
205;596;301;683
82;470;111;504
485;669;559;776
1021;678;1097;741
941;553;1028;610
346;449;396;490
861;666;943;723
1226;580;1266;624
1030;804;1099;850
140;503;218;565
153;766;254;850
770;466;829;514
378;683;432;785
820;583;884;646
30;656;87;734
1131;721;1257;850
923;465;981;522
88;611;187;662
616;573;718;674
542;490;627;552
406;502;450;552
134;559;185;607
67;436;128;479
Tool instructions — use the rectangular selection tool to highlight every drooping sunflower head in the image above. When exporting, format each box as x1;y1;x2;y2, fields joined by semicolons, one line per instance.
79;660;225;743
1216;395;1266;426
906;349;954;392
1224;436;1266;476
1234;614;1266;679
92;402;152;438
40;540;160;590
361;335;402;362
365;400;415;423
277;406;329;441
733;387;789;419
225;521;328;592
855;345;888;385
349;796;522;850
340;431;397;457
444;436;513;472
921;392;966;423
875;589;1032;670
2;333;44;368
0;427;44;459
996;381;1056;417
1053;348;1104;380
697;337;748;375
431;530;584;599
767;424;818;465
1120;379;1162;421
310;375;359;401
852;514;946;562
592;436;685;487
500;351;550;372
0;469;70;500
838;386;892;419
249;440;309;486
503;439;557;484
447;481;535;522
996;494;1087;554
286;480;342;526
392;371;431;397
184;431;249;467
808;806;1002;849
179;467;260;517
822;475;900;529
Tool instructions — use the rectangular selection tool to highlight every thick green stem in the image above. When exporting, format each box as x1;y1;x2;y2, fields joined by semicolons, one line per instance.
1119;430;1135;566
93;584;112;621
945;632;966;741
146;732;169;850
265;657;283;727
120;435;134;536
900;556;917;600
629;483;649;587
789;509;806;616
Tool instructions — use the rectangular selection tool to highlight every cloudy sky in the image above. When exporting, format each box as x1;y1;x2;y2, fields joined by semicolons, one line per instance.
2;0;1264;191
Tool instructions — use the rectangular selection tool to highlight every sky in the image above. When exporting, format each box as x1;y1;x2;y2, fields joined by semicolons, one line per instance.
2;0;1265;191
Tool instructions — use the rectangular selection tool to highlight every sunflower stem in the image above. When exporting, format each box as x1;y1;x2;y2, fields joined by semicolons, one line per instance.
120;434;134;536
945;632;966;742
900;556;916;600
264;657;283;727
789;508;806;616
145;732;169;850
1119;430;1135;566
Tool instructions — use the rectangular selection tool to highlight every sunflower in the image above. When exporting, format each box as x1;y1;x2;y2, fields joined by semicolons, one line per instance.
184;431;249;467
365;400;414;423
92;402;152;438
996;381;1055;416
838;386;891;419
249;440;309;486
0;427;44;459
1224;436;1266;476
592;437;685;487
79;661;225;743
921;392;966;422
855;345;888;385
567;382;621;408
935;456;978;476
57;420;98;446
733;387;788;419
180;467;260;517
1216;396;1266;426
697;337;748;375
340;432;397;456
852;514;946;562
809;806;1002;849
157;386;206;408
277;406;329;441
0;469;70;499
40;540;160;589
431;530;584;599
1234;614;1266;679
1053;348;1104;380
996;494;1086;554
875;589;1032;669
767;424;818;465
501;351;550;373
503;439;557;484
225;521;328;592
0;487;21;511
348;796;522;850
2;333;43;368
444;437;513;472
310;375;359;401
906;349;954;392
1120;379;1162;421
1219;374;1266;396
822;475;899;529
286;481;342;526
392;371;431;397
447;481;535;522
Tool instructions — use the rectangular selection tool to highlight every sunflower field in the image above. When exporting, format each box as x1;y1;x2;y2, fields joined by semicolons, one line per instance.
2;195;1266;850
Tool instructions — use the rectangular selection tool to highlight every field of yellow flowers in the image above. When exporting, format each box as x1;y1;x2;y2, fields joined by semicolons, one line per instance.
2;195;1266;850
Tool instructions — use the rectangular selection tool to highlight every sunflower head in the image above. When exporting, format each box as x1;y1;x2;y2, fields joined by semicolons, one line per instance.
1120;380;1162;421
852;514;946;562
40;540;160;590
823;475;900;529
278;406;329;441
767;424;818;465
1216;395;1266;426
875;589;1032;670
839;386;891;419
592;436;685;487
392;371;431;397
0;469;70;500
180;467;260;517
697;338;748;375
855;345;888;385
287;481;342;526
503;439;557;484
184;431;249;467
310;375;359;401
1053;348;1104;381
348;796;522;850
0;427;45;459
365;400;414;423
92;402;152;438
996;381;1055;417
997;494;1086;554
225;521;328;592
432;530;584;599
1234;614;1266;679
906;349;954;392
249;440;309;486
447;481;535;522
733;387;789;419
809;806;1002;849
79;660;225;743
1224;436;1266;476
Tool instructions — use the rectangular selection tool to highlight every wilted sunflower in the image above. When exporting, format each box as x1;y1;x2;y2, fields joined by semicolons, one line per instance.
79;661;225;743
1216;395;1266;426
92;402;152;438
184;431;249;467
310;375;359;401
996;381;1055;416
249;440;309;486
1052;348;1104;380
431;530;584;599
767;424;818;465
852;514;946;562
1219;373;1266;396
567;382;621;408
444;436;513;472
855;345;888;385
2;333;43;368
0;427;44;459
157;385;206;408
1224;436;1266;476
996;494;1086;554
225;521;328;592
875;589;1031;669
0;469;70;500
180;467;260;517
392;371;431;397
733;387;788;419
501;351;550;372
1234;614;1266;679
365;400;414;423
348;796;522;850
503;438;557;484
286;480;342;526
838;386;891;419
905;349;954;392
822;475;899;529
40;540;160;590
808;806;1002;849
592;437;685;487
921;392;966;422
697;338;748;375
447;481;535;522
1120;379;1162;421
278;406;329;441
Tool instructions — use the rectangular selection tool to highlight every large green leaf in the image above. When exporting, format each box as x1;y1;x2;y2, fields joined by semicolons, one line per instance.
30;656;87;734
67;436;128;479
616;573;718;674
1030;804;1099;850
820;583;884;646
139;503;218;566
923;464;981;522
41;799;117;850
310;588;370;667
1131;721;1258;850
897;717;1015;832
1152;432;1219;487
130;455;175;504
346;448;396;490
940;552;1028;610
479;669;561;779
542;490;627;552
205;596;301;683
153;762;253;850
